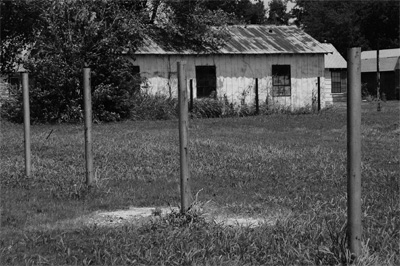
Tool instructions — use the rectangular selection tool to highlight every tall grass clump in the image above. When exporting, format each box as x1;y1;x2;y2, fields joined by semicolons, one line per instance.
129;93;178;121
189;97;315;118
191;98;224;118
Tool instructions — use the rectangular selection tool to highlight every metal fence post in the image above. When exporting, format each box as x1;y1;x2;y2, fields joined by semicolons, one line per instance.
22;72;31;177
376;48;381;111
189;79;194;112
83;67;94;187
318;77;321;111
178;62;191;213
347;47;362;260
255;78;259;115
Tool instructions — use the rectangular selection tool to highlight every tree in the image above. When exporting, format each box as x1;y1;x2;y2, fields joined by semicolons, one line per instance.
202;0;267;25
358;1;400;50
0;0;45;73
150;0;232;52
291;0;399;57
0;0;233;122
20;0;147;122
267;0;289;25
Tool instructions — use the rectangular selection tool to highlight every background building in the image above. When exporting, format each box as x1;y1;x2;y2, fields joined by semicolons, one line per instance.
361;48;400;100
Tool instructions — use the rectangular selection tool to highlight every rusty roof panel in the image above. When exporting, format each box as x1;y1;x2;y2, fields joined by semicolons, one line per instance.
223;25;330;54
135;25;330;55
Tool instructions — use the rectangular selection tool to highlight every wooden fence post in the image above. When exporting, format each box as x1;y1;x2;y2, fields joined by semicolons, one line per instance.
347;47;362;260
178;62;191;213
83;67;94;187
22;72;31;177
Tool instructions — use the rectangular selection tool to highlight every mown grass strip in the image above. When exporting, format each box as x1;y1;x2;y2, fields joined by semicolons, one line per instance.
1;102;399;265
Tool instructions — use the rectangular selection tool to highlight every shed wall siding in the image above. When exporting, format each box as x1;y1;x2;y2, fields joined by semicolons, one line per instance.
129;54;327;109
324;69;333;104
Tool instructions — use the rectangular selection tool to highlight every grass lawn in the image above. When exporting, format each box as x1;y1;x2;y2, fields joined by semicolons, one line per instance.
1;101;399;265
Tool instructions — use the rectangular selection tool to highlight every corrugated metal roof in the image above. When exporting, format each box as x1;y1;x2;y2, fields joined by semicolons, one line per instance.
361;48;400;59
361;57;400;72
321;43;347;69
136;25;330;55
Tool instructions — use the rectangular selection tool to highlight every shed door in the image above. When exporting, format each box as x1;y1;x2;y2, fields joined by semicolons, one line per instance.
196;66;216;98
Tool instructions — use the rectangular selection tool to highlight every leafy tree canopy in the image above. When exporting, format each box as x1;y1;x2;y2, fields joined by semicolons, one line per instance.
0;0;46;73
267;0;289;25
291;0;399;57
1;0;268;73
1;0;264;122
202;0;267;25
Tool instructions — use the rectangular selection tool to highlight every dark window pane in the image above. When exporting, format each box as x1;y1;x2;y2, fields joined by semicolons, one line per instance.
331;70;342;93
272;65;291;96
196;66;216;98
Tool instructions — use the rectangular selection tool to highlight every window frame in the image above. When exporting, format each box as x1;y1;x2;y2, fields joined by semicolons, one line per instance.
272;65;291;97
195;65;217;98
331;70;347;94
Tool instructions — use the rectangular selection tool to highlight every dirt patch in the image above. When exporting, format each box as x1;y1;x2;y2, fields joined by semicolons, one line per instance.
83;205;290;228
86;207;179;227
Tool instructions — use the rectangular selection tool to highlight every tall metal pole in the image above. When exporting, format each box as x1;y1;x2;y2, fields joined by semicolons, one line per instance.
83;68;94;187
255;78;259;115
22;72;31;177
347;47;362;260
189;79;194;112
178;62;191;213
317;77;321;111
376;48;381;111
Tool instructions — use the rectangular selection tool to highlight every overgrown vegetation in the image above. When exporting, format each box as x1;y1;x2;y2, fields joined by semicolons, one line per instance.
292;1;399;57
1;102;399;265
1;90;320;123
0;0;236;123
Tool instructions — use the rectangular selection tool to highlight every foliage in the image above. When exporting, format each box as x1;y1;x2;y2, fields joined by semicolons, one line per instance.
151;0;232;52
0;0;45;73
1;0;146;123
129;93;178;121
357;1;400;49
291;0;399;57
202;0;267;25
1;102;399;265
191;98;224;118
0;85;23;123
0;0;234;123
267;0;289;25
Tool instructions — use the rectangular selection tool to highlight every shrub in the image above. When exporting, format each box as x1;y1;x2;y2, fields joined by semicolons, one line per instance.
1;86;324;124
0;85;23;123
93;83;135;122
130;93;178;121
191;98;224;118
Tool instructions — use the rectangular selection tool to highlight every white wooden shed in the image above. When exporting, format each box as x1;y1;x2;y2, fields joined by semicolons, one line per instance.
321;43;348;105
128;25;331;110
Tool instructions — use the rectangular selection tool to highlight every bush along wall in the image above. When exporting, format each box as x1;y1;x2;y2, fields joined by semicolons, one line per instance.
1;84;318;124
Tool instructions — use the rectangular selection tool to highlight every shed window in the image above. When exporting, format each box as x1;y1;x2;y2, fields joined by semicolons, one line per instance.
196;66;216;98
331;70;347;93
272;65;291;97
